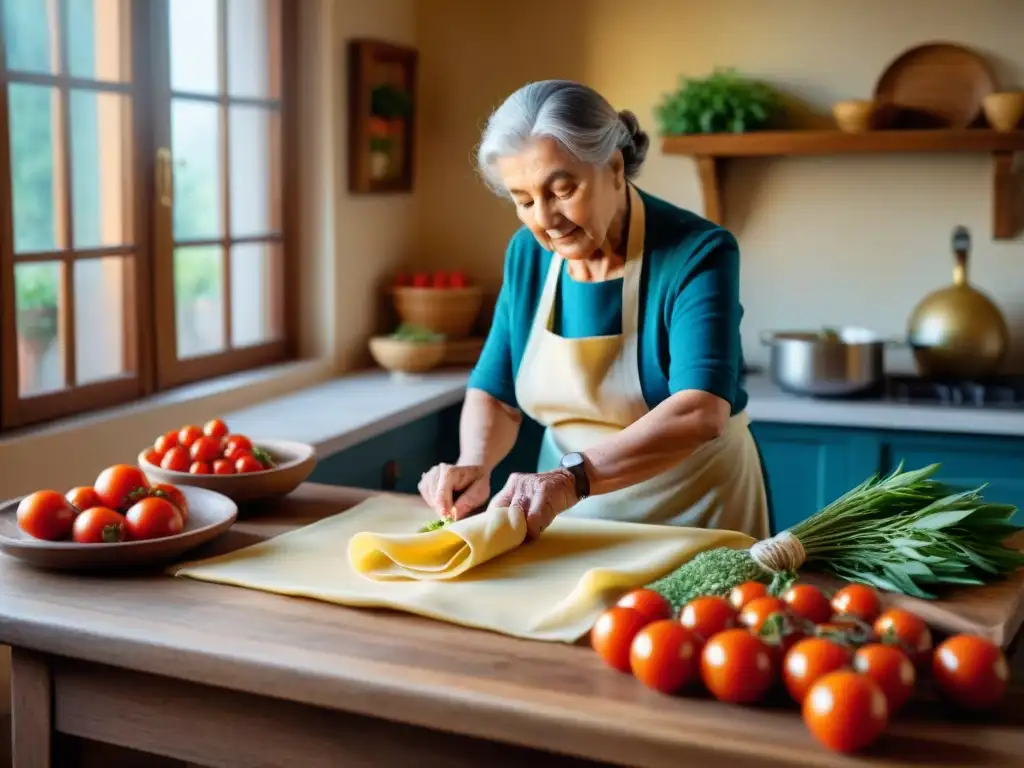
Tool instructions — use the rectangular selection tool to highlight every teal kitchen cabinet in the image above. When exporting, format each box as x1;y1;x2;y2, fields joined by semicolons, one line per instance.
750;423;881;534
751;422;1024;532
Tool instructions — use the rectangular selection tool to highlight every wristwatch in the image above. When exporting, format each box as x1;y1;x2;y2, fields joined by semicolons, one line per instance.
559;452;591;500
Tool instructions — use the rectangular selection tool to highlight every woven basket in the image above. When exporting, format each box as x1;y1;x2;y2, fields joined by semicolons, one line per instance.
391;286;484;339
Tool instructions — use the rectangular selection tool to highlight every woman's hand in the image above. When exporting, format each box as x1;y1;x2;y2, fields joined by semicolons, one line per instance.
486;469;579;539
418;463;491;520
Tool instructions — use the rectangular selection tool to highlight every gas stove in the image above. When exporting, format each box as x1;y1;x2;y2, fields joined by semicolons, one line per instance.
883;374;1024;408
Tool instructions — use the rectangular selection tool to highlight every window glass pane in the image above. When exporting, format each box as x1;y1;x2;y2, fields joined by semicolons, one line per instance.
8;84;64;253
171;99;222;241
15;261;65;396
2;0;58;74
230;243;282;347
169;0;219;94
227;0;279;98
71;89;132;248
67;0;129;81
229;105;279;237
174;246;224;358
74;256;133;384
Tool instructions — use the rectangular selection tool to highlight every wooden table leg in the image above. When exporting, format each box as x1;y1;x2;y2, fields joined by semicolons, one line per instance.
10;649;52;768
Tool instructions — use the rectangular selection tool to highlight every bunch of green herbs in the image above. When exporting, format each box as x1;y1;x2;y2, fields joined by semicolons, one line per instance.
648;463;1024;610
654;67;781;135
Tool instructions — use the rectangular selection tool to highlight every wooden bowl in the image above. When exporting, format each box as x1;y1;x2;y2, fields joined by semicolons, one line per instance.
0;485;237;571
874;42;996;128
138;439;317;505
832;100;877;133
391;286;484;339
369;336;446;373
982;92;1024;132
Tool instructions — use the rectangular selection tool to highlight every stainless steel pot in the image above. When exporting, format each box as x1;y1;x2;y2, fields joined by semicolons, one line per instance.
759;327;901;397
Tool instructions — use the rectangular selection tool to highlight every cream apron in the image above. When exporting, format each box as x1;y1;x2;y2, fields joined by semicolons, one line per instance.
514;185;770;539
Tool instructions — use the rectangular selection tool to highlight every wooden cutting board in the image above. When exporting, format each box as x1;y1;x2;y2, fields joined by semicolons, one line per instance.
804;533;1024;649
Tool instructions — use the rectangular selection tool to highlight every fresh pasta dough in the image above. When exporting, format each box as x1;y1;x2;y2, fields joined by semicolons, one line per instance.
173;495;754;643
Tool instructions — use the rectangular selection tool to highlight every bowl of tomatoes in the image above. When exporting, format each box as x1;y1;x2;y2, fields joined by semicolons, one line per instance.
0;463;237;571
390;271;483;340
138;419;317;504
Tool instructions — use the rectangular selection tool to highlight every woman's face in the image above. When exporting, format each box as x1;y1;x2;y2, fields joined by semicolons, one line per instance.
496;137;625;260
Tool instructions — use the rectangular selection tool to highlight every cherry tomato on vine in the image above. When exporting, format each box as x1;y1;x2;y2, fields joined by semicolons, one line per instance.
782;584;833;624
700;628;774;704
783;637;852;704
874;608;932;664
932;634;1009;711
739;596;788;633
853;642;915;714
679;596;737;641
616;589;672;623
803;670;888;754
728;581;768;611
831;583;882;623
591;606;649;673
629;620;701;694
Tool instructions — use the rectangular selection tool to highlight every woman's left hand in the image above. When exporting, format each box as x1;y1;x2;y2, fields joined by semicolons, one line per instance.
486;469;579;539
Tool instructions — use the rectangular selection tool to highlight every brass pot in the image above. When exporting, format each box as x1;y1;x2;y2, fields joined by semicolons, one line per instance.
906;226;1009;380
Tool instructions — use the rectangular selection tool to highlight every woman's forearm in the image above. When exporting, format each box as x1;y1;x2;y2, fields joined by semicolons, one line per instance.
457;388;523;471
582;390;730;496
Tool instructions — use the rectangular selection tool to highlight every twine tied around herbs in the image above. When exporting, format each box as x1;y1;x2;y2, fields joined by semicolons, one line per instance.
750;531;807;573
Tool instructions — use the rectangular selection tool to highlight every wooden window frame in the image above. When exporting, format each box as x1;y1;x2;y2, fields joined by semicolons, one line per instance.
0;0;300;432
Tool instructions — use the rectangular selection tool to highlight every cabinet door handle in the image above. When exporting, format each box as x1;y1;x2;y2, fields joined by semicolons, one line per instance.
156;147;173;207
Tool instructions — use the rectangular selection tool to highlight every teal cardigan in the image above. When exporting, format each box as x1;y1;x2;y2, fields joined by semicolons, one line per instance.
467;188;749;416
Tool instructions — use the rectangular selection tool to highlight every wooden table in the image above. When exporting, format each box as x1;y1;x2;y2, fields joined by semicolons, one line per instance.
3;483;1024;768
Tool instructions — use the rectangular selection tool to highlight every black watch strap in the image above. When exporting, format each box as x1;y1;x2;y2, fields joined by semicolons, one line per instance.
560;452;590;499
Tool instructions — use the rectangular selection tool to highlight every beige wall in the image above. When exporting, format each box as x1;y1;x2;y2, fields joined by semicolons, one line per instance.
414;0;1024;371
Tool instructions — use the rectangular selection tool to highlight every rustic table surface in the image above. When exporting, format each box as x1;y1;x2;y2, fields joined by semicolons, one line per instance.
2;483;1023;768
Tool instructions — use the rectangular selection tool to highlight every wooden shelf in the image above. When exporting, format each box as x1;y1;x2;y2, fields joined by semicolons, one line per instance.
661;130;1024;239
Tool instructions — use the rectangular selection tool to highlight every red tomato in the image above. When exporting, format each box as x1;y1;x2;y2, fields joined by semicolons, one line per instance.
802;670;888;754
223;434;253;457
411;272;430;288
431;271;450;288
125;497;185;541
203;418;229;440
739;596;788;633
190;435;222;463
728;580;768;610
142;448;164;466
154;433;178;455
449;271;468;288
72;507;127;544
235;455;264;473
782;584;833;625
213;459;235;475
189;461;212;475
700;628;775;704
932;634;1008;711
629;620;702;694
616;589;672;623
679;596;737;641
17;490;77;541
65;486;102;513
148;482;189;523
160;446;191;472
853;643;915;714
783;637;852;704
873;608;932;665
591;606;650;673
831;584;882;623
94;464;150;511
177;424;203;448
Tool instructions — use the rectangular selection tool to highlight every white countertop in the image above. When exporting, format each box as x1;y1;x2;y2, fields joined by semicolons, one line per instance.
744;373;1024;437
221;367;1024;461
224;368;471;456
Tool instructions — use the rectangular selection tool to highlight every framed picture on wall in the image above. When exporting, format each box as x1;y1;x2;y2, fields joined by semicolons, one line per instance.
348;38;418;194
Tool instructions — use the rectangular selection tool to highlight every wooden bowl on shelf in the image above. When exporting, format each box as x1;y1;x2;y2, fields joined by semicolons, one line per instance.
139;440;317;505
0;486;237;571
982;92;1024;132
391;286;483;339
369;336;446;374
832;99;877;133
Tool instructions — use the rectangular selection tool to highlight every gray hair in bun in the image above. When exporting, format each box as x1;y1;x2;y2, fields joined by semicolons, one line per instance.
476;80;650;196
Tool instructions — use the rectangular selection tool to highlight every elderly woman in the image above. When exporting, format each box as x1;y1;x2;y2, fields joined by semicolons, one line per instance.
418;80;769;540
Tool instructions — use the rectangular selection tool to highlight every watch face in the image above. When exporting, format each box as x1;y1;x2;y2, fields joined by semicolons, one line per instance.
562;452;584;470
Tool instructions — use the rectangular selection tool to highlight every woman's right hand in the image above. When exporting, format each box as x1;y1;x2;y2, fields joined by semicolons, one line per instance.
418;463;491;521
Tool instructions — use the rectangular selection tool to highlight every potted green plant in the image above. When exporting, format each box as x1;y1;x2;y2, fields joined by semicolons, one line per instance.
655;68;782;135
368;83;413;179
14;266;59;345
